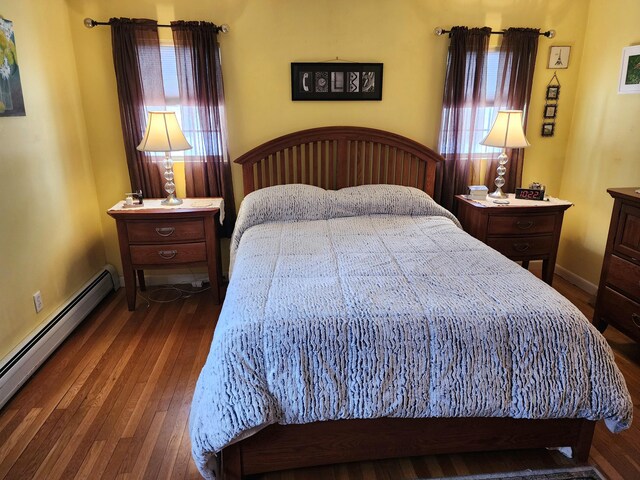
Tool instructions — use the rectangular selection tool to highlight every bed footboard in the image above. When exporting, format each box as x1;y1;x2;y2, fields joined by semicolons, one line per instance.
219;417;595;479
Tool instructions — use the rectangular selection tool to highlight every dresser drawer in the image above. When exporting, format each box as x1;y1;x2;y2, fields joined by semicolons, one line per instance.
487;235;553;257
488;214;556;235
598;287;640;341
130;242;207;265
605;255;640;300
127;220;205;243
614;203;640;260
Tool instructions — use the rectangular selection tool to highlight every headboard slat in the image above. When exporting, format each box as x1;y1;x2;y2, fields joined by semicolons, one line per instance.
235;127;444;197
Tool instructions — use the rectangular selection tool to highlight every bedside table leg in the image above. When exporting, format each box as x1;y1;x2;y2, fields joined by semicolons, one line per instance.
541;260;554;285
136;270;146;291
124;268;137;311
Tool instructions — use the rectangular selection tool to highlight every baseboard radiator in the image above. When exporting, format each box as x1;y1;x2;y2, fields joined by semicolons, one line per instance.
0;265;119;409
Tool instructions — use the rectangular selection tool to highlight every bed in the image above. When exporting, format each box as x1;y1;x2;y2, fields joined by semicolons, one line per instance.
189;127;632;480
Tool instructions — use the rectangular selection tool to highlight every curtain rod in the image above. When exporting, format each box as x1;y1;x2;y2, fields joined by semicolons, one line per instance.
433;27;555;38
83;18;229;33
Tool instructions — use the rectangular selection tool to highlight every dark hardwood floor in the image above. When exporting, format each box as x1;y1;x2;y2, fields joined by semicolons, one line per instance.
0;270;638;479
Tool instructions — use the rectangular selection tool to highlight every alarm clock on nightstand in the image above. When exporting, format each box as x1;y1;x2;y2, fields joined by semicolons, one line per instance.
515;182;546;201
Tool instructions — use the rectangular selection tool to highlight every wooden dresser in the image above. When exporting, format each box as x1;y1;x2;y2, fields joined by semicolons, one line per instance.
108;198;223;311
455;194;572;285
593;188;640;341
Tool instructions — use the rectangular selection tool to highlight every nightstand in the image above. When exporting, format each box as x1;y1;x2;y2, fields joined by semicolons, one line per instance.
107;198;223;311
455;194;572;285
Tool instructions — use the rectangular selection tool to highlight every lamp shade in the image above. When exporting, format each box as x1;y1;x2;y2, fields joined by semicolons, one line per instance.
137;111;192;152
480;110;530;149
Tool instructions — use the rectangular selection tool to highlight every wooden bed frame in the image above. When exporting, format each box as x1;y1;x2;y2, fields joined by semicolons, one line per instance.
221;126;596;479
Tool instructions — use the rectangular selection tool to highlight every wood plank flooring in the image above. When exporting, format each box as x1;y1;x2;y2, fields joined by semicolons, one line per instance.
0;271;638;479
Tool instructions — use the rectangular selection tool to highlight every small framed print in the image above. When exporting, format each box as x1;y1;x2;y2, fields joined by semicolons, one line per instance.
548;46;571;69
546;85;560;100
291;62;383;101
618;45;640;94
541;122;555;137
543;104;557;119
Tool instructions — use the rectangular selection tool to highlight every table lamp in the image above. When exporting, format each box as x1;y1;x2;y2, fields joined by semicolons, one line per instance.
480;110;530;201
137;111;192;206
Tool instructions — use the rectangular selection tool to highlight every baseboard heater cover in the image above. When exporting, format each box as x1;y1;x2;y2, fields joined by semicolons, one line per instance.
0;265;119;409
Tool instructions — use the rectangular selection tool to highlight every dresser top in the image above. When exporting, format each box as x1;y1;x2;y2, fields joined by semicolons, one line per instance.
607;188;640;203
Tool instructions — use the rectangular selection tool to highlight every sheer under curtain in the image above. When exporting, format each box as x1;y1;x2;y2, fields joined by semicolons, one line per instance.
171;21;236;236
485;28;540;194
110;18;166;197
436;27;491;212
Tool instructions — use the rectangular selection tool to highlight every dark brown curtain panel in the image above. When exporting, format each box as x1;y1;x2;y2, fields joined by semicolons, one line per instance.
484;28;539;193
436;26;491;212
171;21;236;235
110;18;165;197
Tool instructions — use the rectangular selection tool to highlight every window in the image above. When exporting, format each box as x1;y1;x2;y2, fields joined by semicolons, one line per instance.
144;43;221;161
440;50;501;157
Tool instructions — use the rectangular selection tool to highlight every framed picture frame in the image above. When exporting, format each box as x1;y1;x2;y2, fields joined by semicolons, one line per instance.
548;46;571;69
291;62;383;101
541;122;555;137
618;45;640;94
543;104;557;119
546;85;560;100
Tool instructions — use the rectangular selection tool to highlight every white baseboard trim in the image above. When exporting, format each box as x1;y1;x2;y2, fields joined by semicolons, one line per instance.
0;265;119;409
554;264;599;296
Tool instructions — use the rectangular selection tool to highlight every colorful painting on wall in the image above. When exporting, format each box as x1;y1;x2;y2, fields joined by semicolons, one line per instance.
0;16;26;116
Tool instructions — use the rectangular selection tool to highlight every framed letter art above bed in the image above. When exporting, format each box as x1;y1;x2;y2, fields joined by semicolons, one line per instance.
188;127;632;480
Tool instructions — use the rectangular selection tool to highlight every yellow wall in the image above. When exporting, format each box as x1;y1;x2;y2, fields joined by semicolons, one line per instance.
0;0;105;358
64;0;590;273
556;0;640;285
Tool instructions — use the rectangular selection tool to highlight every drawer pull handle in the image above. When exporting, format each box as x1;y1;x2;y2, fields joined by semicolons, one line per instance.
155;227;175;237
158;250;178;259
516;220;534;230
513;243;530;252
632;313;640;328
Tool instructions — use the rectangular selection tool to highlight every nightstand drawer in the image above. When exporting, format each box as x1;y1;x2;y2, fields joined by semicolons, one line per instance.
130;242;207;265
606;255;640;300
127;220;205;243
598;287;640;341
487;235;553;257
487;214;556;235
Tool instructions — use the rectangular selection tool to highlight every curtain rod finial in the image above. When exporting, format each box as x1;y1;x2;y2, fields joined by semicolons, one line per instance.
219;24;230;34
546;29;556;38
84;18;97;28
434;27;445;36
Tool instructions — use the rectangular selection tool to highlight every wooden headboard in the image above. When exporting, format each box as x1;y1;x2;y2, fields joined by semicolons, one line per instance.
234;126;444;196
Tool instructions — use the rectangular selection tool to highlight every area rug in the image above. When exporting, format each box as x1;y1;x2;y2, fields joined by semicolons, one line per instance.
425;466;605;480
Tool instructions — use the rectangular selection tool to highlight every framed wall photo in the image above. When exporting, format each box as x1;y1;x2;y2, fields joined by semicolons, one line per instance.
618;45;640;94
543;104;557;119
0;17;26;117
548;46;571;69
546;85;560;100
541;122;555;137
291;62;383;101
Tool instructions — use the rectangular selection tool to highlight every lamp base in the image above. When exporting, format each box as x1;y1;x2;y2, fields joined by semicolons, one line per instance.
488;188;508;199
161;194;183;206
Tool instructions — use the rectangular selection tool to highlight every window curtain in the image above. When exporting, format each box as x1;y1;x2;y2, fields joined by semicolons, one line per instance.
110;18;165;198
484;28;540;193
436;27;491;212
171;21;236;236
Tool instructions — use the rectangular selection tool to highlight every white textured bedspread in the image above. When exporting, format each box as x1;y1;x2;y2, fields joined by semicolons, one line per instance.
189;185;632;479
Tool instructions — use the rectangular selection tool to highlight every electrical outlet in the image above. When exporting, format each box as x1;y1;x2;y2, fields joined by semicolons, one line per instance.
33;291;44;313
